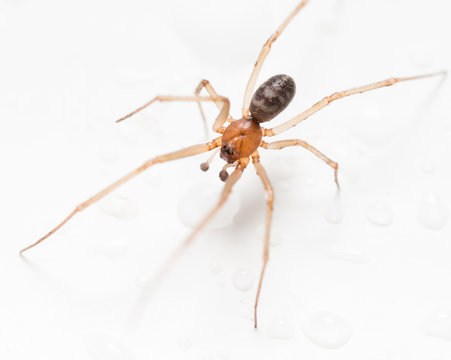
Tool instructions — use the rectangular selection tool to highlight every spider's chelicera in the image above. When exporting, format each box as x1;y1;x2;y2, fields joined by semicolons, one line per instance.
21;0;445;329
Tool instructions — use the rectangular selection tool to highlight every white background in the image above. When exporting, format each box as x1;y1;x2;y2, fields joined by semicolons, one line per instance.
1;0;451;359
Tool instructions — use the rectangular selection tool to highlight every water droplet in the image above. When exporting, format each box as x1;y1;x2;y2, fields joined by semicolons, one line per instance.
418;194;449;231
327;249;370;264
268;317;295;340
177;182;240;229
208;260;222;274
231;267;255;291
324;201;343;224
177;335;192;350
365;202;394;227
420;312;451;341
84;333;136;360
97;195;139;220
302;311;352;349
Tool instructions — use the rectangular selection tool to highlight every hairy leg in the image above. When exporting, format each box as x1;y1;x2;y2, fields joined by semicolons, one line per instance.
242;0;310;117
264;71;446;137
262;139;339;188
251;152;274;328
116;95;230;133
194;79;233;135
20;138;222;253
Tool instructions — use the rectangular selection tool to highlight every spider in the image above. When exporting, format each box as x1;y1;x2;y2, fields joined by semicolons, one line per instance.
20;0;445;328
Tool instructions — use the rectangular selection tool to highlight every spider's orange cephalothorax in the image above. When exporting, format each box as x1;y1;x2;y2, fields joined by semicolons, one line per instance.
220;118;262;163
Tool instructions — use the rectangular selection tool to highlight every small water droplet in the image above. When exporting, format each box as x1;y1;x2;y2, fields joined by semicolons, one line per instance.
324;202;343;224
420;312;451;341
302;311;352;349
327;249;370;264
231;267;255;291
208;260;222;274
365;202;394;227
84;333;136;360
418;194;449;231
177;182;240;229
177;335;192;350
268;317;295;340
97;195;139;220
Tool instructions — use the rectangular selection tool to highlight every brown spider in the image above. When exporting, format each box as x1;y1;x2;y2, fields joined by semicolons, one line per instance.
20;0;445;328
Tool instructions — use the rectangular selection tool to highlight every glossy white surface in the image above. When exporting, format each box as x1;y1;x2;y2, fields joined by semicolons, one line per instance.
1;0;451;359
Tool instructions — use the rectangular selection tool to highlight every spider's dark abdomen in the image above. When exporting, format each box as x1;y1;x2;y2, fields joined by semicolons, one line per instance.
249;74;296;123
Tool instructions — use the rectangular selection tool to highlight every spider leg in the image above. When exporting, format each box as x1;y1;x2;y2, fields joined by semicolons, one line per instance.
20;138;222;254
262;139;339;188
251;152;274;329
116;95;230;133
264;71;447;137
126;159;248;329
194;80;234;137
186;157;248;243
242;0;310;117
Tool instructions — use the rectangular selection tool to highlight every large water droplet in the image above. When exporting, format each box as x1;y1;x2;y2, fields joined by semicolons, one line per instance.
177;182;240;229
84;333;136;360
418;194;449;231
365;202;394;227
268;317;295;340
97;195;139;220
231;267;255;291
420;312;451;341
302;311;352;349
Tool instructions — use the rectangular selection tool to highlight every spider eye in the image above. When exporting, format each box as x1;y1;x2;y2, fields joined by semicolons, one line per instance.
222;145;234;155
